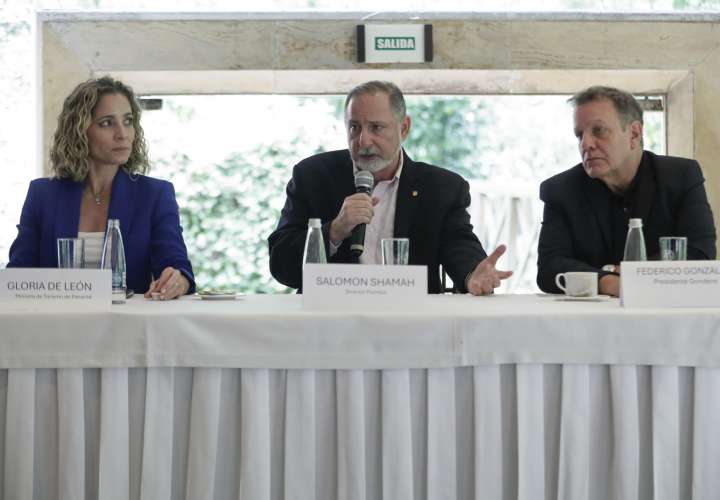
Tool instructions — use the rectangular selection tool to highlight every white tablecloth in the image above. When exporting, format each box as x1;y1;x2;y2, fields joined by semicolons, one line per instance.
1;294;719;500
3;294;720;368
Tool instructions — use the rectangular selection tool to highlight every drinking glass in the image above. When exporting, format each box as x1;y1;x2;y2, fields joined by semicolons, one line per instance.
57;238;86;268
659;237;687;261
381;238;409;265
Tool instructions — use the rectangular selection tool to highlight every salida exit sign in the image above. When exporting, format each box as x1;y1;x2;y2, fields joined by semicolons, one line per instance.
357;24;433;63
375;37;416;50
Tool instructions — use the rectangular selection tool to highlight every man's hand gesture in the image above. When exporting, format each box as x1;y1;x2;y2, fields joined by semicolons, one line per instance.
467;244;513;296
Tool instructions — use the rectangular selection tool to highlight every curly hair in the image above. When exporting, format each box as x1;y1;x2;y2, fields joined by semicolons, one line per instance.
50;76;150;181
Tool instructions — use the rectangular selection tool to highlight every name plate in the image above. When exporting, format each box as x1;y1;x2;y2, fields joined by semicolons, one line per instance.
302;263;427;309
621;261;720;308
0;268;112;310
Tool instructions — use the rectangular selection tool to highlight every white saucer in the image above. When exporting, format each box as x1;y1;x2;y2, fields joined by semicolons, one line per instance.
199;293;241;300
555;294;613;302
198;290;242;300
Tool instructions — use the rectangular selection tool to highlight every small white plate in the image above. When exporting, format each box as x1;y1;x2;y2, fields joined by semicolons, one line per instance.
198;292;241;301
555;294;613;302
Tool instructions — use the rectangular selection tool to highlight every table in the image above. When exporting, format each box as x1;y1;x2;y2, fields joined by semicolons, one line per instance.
1;294;719;500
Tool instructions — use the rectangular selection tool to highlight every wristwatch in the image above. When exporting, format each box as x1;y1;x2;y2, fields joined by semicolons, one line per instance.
601;264;618;273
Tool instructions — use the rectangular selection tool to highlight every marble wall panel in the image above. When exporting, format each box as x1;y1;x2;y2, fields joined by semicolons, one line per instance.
509;22;717;69
692;48;720;212
47;21;272;71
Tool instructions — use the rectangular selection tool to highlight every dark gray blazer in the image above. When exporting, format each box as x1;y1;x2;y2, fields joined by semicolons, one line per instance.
268;149;487;293
537;151;716;293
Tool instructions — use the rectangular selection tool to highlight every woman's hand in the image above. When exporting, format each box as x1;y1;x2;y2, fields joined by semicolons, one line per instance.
144;267;190;300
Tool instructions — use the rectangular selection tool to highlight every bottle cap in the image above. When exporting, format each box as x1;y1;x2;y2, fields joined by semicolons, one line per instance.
628;218;643;228
308;218;321;228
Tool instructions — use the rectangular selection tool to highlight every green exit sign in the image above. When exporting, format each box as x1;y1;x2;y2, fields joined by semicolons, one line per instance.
374;36;416;51
358;24;433;63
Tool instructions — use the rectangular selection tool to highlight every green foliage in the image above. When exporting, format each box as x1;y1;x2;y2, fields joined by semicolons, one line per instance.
0;20;29;38
673;0;720;8
404;97;489;180
0;1;30;39
643;112;664;154
157;145;299;294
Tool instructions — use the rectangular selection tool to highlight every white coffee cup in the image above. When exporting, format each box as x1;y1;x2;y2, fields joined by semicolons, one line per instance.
555;272;598;297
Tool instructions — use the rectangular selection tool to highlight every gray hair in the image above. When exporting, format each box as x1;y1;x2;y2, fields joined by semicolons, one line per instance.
344;81;406;121
568;86;644;128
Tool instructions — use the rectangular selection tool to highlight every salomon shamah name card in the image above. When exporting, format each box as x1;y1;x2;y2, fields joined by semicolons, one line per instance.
303;263;427;309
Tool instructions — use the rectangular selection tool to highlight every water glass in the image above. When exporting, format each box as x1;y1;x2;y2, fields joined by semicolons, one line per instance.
381;238;409;265
659;236;687;261
57;238;85;268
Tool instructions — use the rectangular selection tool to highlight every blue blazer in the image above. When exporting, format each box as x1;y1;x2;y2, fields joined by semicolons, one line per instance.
8;169;196;294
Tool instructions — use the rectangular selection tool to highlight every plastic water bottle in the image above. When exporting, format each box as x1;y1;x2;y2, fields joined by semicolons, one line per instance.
303;218;327;265
623;218;647;261
101;219;127;304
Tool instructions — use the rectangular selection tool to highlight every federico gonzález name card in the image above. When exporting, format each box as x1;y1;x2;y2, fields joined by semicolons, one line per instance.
621;261;720;308
302;263;427;309
0;268;112;310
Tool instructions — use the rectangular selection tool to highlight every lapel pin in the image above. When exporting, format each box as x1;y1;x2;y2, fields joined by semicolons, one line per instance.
412;190;418;197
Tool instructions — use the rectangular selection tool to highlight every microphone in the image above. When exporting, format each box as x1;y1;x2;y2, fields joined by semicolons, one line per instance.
350;170;375;256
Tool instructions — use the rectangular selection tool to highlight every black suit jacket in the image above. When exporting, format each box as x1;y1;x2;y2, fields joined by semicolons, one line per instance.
537;151;716;293
268;149;487;293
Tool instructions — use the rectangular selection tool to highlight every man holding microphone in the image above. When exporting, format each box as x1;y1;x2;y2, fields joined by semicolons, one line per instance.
268;80;511;294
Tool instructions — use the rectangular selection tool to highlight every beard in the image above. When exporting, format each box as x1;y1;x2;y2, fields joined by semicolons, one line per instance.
353;146;399;173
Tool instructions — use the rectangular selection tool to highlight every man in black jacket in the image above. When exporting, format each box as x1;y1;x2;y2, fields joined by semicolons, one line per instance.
537;86;716;296
268;81;512;294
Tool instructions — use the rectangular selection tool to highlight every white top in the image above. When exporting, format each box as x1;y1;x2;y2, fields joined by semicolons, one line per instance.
359;153;403;265
328;151;404;263
78;231;104;269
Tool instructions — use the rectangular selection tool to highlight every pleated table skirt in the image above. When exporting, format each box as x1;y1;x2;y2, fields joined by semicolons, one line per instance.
1;364;715;500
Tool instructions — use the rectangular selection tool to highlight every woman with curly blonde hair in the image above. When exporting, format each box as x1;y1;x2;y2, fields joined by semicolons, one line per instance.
8;76;195;299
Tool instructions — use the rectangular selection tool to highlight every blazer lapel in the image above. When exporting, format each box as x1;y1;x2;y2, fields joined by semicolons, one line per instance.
582;175;614;256
393;151;420;239
632;155;656;223
107;170;137;236
55;179;84;239
339;153;355;201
